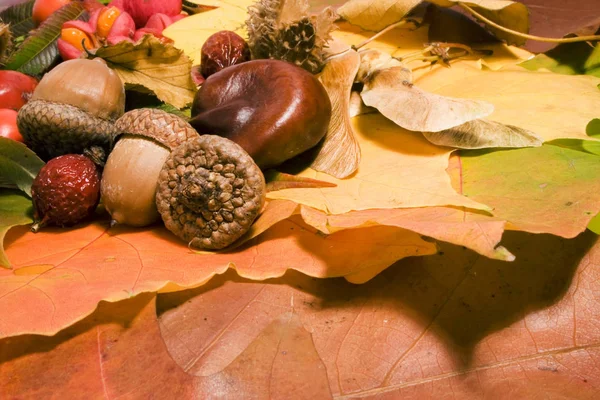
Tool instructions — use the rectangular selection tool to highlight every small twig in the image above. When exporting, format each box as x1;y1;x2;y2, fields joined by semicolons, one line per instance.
352;20;412;51
460;3;600;44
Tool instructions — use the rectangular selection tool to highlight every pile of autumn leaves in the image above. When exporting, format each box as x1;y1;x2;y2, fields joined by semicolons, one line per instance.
0;0;600;339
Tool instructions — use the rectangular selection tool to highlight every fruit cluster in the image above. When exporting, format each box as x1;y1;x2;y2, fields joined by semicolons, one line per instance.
2;0;334;250
58;0;185;60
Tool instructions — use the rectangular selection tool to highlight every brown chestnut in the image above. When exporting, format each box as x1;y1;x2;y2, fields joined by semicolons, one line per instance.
189;59;332;169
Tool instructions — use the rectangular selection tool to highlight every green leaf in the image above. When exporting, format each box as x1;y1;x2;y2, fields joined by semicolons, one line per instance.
4;2;87;77
0;189;33;269
0;0;35;39
0;137;44;197
587;119;600;138
461;144;600;238
520;43;600;78
588;213;600;235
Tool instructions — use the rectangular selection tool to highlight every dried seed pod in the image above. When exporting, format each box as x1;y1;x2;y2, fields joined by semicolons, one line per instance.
156;135;266;250
101;108;199;227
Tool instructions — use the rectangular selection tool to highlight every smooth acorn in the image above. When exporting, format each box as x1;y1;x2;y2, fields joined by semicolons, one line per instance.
101;108;199;227
17;58;125;160
156;135;266;250
189;59;332;169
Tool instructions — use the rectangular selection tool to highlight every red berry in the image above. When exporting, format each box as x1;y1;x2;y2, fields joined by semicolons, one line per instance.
31;154;101;231
0;70;38;111
0;109;24;142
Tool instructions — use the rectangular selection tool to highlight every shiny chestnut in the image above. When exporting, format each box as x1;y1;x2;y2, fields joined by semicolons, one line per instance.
189;59;332;169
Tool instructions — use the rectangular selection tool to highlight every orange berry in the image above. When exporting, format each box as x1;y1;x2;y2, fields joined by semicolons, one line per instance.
96;7;121;39
60;27;94;51
32;0;71;27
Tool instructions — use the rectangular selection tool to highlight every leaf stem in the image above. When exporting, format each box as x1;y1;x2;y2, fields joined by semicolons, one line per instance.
459;3;600;44
352;20;412;51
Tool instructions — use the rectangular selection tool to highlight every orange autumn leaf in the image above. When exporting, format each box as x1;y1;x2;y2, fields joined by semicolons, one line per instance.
0;214;435;338
3;231;600;397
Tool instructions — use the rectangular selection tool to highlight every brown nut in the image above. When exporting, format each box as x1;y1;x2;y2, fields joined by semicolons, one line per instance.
200;30;251;78
189;59;332;169
101;108;199;227
156;135;266;250
17;58;125;160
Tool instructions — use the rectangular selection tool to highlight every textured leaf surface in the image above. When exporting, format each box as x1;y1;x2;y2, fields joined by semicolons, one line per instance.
0;0;34;38
312;50;362;178
4;2;86;76
430;0;529;45
415;62;600;142
337;0;422;31
3;231;600;398
518;0;600;53
0;213;435;337
95;35;196;109
267;113;489;214
0;190;31;269
520;42;600;78
361;66;495;132
423;119;543;149
455;145;600;238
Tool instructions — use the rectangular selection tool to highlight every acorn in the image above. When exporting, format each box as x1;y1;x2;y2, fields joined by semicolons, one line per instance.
156;135;266;250
17;58;125;160
246;0;337;73
100;108;199;227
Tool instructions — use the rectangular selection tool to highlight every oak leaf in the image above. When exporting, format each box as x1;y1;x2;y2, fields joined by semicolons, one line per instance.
3;231;600;397
0;212;435;337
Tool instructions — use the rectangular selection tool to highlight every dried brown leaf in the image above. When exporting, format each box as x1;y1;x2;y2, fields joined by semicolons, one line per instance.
360;62;494;132
312;49;362;178
264;171;337;192
95;35;196;109
423;119;543;149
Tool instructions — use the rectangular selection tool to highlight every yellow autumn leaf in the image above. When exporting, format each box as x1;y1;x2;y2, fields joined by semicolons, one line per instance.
337;0;422;31
415;62;600;142
267;113;489;214
164;0;254;63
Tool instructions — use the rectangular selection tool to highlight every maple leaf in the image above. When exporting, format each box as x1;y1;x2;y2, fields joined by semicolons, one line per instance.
2;231;600;397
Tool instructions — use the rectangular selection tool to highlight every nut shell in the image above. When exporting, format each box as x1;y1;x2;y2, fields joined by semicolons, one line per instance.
17;99;117;160
32;58;125;121
156;135;266;250
115;108;199;149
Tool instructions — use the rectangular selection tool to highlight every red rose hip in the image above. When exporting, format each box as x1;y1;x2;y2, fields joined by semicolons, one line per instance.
31;154;101;232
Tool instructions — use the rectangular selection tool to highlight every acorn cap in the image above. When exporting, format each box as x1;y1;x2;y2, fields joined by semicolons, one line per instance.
115;108;199;150
156;135;266;250
17;99;117;161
